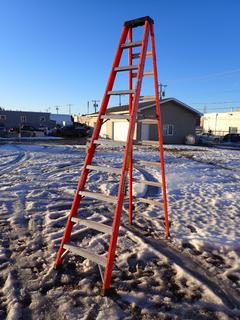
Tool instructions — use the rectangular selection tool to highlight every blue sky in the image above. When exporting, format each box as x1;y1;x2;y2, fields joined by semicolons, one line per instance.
0;0;239;115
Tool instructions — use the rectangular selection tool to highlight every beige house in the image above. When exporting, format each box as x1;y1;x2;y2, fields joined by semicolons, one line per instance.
75;98;201;144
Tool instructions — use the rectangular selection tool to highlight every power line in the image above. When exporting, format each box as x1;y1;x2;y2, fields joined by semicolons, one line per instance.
164;68;240;83
190;100;240;105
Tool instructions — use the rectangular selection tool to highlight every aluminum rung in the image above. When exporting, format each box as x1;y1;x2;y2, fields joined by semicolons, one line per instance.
141;140;159;146
114;65;138;72
139;95;156;101
79;191;117;204
132;71;154;78
137;119;158;124
63;244;107;266
133;179;161;187
137;198;162;206
121;41;142;48
71;217;112;235
87;164;121;174
94;139;126;147
101;115;130;120
134;159;160;167
132;51;152;59
108;90;134;95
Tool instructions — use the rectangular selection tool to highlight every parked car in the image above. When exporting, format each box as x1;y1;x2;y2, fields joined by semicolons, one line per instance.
20;125;45;137
0;123;7;137
222;133;240;143
58;124;88;138
197;133;220;145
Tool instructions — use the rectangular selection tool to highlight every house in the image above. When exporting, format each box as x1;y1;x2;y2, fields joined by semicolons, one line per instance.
201;111;240;136
0;110;54;129
75;98;201;144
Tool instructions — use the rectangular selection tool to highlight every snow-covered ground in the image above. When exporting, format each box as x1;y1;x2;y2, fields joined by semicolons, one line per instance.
0;143;239;319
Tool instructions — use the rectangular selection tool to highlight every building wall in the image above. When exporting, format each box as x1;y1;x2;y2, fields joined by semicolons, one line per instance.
76;101;200;144
50;114;72;126
0;110;52;129
202;112;240;135
140;101;199;144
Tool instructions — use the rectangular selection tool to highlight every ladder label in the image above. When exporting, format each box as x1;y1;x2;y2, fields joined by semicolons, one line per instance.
121;171;128;195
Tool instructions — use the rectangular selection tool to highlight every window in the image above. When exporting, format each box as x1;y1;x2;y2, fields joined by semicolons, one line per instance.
40;116;46;122
0;115;6;121
163;124;174;136
20;115;27;123
229;127;238;134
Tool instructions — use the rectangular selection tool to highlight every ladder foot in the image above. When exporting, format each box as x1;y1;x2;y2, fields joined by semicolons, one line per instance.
54;257;64;270
165;233;171;240
101;287;116;297
53;263;63;270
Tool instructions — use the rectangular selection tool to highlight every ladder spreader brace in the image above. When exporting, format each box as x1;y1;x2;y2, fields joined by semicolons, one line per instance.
54;16;170;293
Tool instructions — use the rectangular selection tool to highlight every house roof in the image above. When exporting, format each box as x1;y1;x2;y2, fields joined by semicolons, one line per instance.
84;98;202;117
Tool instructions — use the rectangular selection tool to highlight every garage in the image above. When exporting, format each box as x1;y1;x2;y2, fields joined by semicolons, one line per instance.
112;121;137;141
112;121;129;141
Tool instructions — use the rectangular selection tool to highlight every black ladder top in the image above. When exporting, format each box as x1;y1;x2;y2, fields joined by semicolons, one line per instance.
124;16;154;28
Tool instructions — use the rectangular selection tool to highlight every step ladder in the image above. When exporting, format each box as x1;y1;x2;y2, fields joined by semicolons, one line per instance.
55;16;170;293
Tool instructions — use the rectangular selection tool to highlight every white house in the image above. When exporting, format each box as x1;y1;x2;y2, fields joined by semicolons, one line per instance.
201;111;240;135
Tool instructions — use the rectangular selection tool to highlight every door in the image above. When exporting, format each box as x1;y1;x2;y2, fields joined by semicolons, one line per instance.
113;121;137;142
141;124;149;140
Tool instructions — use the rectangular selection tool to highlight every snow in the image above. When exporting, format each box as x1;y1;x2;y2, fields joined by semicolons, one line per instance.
0;143;239;319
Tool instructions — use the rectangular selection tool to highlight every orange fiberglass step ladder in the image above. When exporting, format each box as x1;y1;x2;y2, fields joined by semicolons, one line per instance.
55;16;170;293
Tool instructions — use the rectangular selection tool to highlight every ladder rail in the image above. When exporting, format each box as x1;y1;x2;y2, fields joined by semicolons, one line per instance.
128;28;133;226
103;20;150;291
149;23;169;237
55;25;129;267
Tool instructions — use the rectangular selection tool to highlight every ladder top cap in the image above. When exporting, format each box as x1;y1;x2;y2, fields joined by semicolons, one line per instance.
124;16;154;28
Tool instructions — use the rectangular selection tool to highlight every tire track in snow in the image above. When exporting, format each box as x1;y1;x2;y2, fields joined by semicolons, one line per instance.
0;151;28;176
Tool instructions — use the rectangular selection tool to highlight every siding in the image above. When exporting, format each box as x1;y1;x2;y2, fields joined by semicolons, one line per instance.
0;111;53;129
76;100;200;144
141;101;199;144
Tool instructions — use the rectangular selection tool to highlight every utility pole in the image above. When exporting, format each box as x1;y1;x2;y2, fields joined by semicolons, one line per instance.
92;100;100;113
66;104;73;115
55;106;60;114
158;83;167;100
118;94;126;106
87;101;90;114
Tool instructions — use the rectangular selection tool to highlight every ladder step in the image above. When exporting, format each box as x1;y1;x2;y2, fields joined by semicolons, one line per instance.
137;198;162;206
63;244;107;266
79;191;117;204
114;65;138;72
101;115;130;120
71;217;112;235
121;41;142;48
134;159;160;167
87;164;121;174
94;139;126;147
137;119;158;124
139;96;156;101
141;140;159;146
132;51;152;59
132;71;154;78
133;179;161;187
108;90;134;95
